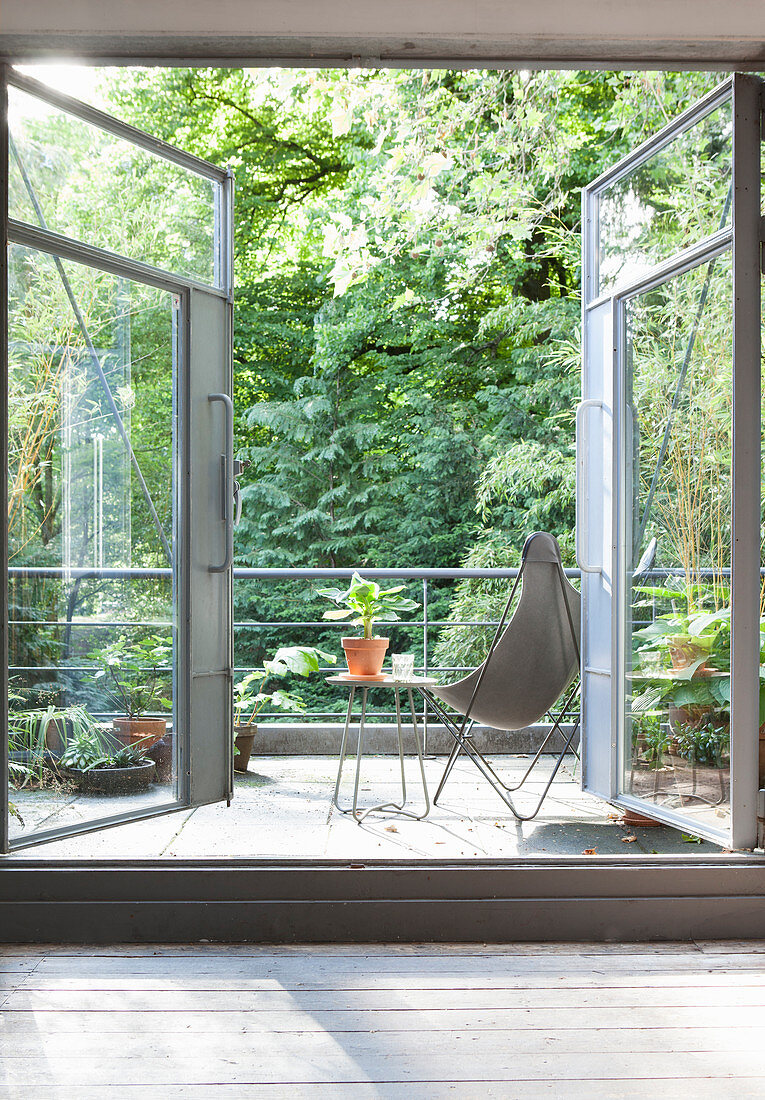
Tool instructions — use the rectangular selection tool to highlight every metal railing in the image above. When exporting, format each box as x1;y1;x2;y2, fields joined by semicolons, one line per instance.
8;564;580;728
8;562;739;727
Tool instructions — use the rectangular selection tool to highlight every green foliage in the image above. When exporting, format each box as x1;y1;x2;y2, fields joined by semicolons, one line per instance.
88;635;172;719
6;65;734;731
58;726;150;771
318;573;419;640
233;644;336;727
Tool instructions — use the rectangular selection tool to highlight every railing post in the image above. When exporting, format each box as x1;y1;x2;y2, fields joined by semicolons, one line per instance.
422;578;429;752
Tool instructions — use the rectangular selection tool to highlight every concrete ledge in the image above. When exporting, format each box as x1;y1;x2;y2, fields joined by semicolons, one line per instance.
254;722;579;755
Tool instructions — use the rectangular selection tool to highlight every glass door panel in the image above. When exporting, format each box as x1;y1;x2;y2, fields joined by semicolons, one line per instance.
593;83;732;299
621;251;732;839
7;243;182;844
7;74;222;287
2;68;234;852
582;74;761;848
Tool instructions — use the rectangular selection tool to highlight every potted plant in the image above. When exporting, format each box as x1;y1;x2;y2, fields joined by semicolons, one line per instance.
56;726;156;794
88;634;172;749
233;645;335;771
8;701;103;788
317;572;419;678
631;584;731;751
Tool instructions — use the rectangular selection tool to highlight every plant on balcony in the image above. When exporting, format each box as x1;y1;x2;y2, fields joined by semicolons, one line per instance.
232;645;335;771
88;635;172;749
317;573;419;678
56;726;156;795
633;586;729;705
8;702;103;790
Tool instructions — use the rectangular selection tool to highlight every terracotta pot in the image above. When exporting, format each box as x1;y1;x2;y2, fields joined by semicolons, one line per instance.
234;724;257;772
669;640;711;675
341;636;389;677
113;717;168;749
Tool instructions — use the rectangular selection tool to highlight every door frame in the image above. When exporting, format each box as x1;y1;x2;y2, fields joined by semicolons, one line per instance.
1;52;765;940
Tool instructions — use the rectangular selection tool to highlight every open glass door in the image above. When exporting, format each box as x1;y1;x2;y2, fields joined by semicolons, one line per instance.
580;75;762;848
1;69;234;851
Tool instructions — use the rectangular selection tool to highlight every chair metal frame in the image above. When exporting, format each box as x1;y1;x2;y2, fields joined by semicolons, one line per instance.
428;544;581;821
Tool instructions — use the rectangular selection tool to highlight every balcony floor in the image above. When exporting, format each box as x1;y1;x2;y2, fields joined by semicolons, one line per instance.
10;754;726;858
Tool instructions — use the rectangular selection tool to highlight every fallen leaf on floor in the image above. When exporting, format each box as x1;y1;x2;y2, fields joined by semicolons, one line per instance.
582;848;597;855
385;825;398;833
621;835;637;843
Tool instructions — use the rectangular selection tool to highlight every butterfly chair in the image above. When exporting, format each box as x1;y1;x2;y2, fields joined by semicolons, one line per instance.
428;532;581;821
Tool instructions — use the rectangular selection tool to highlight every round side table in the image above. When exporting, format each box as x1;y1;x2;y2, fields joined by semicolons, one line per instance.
327;674;438;821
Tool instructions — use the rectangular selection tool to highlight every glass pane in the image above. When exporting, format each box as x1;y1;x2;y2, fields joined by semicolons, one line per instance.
597;99;732;297
7;243;181;844
8;84;219;285
623;250;732;838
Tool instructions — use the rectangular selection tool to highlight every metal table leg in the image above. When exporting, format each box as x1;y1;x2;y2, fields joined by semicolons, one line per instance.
332;683;431;821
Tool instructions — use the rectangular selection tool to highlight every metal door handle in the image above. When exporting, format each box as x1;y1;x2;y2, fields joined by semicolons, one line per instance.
232;458;249;528
575;399;604;575
208;393;233;573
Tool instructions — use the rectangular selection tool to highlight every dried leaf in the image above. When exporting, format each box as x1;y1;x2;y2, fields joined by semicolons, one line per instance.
385;825;398;833
621;835;637;843
582;848;597;855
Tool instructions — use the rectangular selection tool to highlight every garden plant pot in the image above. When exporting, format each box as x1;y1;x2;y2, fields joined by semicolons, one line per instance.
234;724;257;772
669;640;711;675
59;759;156;795
341;636;389;678
113;717;168;749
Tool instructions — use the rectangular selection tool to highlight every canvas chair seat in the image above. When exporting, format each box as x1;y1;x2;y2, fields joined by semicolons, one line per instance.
433;532;580;730
428;532;581;821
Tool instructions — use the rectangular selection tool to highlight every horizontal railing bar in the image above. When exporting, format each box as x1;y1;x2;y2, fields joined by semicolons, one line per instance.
232;621;501;629
8;567;172;579
233;567;580;579
9;565;749;580
9;621;173;628
8;565;575;580
11;619;501;630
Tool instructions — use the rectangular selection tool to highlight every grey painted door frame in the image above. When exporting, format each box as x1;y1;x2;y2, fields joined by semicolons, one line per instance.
0;43;764;940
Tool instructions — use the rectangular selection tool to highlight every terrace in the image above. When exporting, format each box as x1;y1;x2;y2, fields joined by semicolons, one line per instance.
7;565;729;858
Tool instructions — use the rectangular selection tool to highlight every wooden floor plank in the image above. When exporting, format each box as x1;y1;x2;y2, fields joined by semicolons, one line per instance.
9;971;765;994
0;941;710;957
3;1025;765;1058
5;1084;765;1100
2;1050;765;1085
28;952;765;976
2;1004;763;1033
5;983;765;1011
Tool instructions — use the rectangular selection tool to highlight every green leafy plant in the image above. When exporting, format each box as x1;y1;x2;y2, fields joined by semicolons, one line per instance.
58;727;150;772
631;584;731;719
8;702;103;788
673;712;730;766
88;635;172;719
233;645;336;728
317;573;418;640
631;713;670;769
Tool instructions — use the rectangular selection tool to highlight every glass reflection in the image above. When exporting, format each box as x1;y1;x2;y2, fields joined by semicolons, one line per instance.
623;251;732;836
